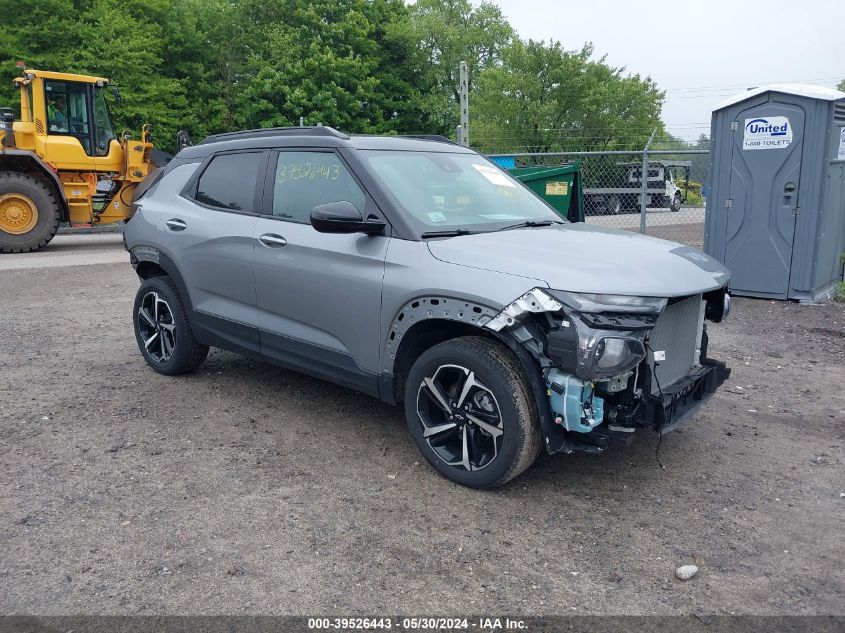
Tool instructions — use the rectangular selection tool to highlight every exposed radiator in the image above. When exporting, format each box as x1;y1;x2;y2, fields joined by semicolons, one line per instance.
648;294;705;393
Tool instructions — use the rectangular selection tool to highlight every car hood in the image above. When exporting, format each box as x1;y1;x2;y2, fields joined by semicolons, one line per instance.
426;223;730;297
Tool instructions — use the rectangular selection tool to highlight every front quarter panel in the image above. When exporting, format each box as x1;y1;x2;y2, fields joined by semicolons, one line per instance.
380;239;544;376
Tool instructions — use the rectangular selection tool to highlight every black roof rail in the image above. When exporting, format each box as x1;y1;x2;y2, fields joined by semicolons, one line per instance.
398;134;459;145
199;125;349;145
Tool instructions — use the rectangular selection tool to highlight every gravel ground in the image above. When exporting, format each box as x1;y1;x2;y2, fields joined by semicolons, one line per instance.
0;245;843;617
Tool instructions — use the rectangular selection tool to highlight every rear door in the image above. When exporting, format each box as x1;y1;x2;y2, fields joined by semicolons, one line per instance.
253;149;389;396
158;150;267;354
724;102;805;297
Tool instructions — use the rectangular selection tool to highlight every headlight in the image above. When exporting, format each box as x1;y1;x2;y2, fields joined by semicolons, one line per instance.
485;287;653;381
547;290;667;314
592;336;646;375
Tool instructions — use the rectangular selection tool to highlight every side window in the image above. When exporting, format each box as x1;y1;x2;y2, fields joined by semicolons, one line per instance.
195;152;263;211
24;84;33;121
271;151;365;222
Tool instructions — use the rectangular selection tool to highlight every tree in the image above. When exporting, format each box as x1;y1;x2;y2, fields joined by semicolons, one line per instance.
0;0;191;151
69;0;190;149
471;39;664;153
0;0;87;113
0;0;430;149
0;0;670;155
402;0;514;136
838;79;845;92
216;0;429;135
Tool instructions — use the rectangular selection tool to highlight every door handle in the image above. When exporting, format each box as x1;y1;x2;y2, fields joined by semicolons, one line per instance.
258;233;287;247
166;218;187;231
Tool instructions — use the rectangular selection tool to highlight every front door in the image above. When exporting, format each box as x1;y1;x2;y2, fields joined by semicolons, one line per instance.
724;102;806;297
43;79;96;170
253;149;389;396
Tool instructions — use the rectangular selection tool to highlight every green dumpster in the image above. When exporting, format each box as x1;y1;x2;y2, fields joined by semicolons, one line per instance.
507;162;584;223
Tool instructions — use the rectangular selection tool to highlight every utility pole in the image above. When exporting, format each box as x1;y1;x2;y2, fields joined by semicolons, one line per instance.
459;61;469;147
639;128;657;234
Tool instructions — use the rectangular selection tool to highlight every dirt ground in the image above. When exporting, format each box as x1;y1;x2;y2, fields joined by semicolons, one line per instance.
0;238;843;617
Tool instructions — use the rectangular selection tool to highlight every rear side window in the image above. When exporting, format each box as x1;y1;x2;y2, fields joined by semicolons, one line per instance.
195;152;262;211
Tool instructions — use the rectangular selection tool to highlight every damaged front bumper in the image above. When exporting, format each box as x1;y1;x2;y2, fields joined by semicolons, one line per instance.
637;359;731;434
486;286;732;456
545;358;730;456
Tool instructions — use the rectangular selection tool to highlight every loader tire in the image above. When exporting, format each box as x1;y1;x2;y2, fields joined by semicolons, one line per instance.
0;172;61;253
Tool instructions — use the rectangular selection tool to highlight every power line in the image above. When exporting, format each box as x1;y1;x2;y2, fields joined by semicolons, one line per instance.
662;76;843;93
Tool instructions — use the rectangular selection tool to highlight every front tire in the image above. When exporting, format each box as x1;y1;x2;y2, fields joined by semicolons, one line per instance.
670;192;682;212
606;195;621;215
404;336;542;488
133;276;208;375
0;172;61;253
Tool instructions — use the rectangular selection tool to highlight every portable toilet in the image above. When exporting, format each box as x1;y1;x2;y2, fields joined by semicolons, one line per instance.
704;84;845;301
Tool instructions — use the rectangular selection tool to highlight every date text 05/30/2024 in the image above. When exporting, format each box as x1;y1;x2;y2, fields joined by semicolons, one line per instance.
307;617;528;630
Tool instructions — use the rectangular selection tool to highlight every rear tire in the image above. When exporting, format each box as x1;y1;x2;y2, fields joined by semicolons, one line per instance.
0;172;61;253
133;276;208;375
404;336;542;489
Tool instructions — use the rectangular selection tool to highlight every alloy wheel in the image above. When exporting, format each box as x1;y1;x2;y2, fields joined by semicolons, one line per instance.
137;291;177;362
416;364;504;471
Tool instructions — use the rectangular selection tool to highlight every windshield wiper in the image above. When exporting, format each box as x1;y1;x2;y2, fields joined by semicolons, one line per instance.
420;228;474;239
496;219;562;232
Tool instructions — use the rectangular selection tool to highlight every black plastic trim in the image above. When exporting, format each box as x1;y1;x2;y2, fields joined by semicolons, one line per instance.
132;250;194;313
191;310;261;358
261;330;380;398
637;359;731;432
200;125;349;145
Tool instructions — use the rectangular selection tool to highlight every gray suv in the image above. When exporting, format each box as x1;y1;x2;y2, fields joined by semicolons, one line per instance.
125;127;731;488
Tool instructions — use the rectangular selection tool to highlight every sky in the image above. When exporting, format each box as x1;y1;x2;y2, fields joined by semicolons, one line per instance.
483;0;844;141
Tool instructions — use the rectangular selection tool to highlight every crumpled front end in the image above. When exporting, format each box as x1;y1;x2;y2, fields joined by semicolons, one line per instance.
485;286;731;454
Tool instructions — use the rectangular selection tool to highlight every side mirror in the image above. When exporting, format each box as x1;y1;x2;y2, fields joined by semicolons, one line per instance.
310;201;385;235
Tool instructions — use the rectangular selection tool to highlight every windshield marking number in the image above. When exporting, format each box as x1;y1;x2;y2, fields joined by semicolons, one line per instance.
277;162;340;183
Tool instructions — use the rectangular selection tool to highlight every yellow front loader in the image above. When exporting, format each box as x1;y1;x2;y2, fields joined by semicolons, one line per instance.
0;67;156;252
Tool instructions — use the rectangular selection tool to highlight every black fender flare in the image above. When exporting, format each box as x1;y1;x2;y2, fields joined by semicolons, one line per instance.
380;294;566;454
130;245;194;313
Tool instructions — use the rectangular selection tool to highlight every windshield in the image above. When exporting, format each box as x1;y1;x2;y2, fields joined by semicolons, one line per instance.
93;85;116;155
362;150;562;235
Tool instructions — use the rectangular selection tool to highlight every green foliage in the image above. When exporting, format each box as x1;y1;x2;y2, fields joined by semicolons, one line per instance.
402;0;514;135
678;179;703;206
471;39;664;153
838;79;845;92
0;0;672;154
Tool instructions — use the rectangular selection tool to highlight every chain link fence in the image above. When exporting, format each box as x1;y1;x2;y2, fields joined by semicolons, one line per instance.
488;148;710;249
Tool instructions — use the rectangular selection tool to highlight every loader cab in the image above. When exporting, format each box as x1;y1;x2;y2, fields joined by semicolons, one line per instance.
9;70;120;170
44;79;116;157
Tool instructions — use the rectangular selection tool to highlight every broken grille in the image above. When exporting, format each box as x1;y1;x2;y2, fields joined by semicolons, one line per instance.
648;294;704;393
